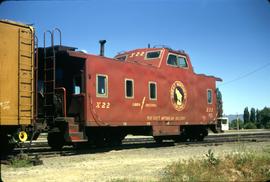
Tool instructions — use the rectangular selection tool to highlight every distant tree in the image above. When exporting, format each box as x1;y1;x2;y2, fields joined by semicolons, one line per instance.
260;107;270;129
256;109;262;128
243;107;250;124
230;119;244;130
250;108;256;123
216;88;223;117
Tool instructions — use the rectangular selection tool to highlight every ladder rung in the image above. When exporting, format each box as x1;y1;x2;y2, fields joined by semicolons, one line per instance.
20;68;32;71
20;109;31;112
19;118;31;121
45;56;55;59
21;41;32;46
44;80;54;83
44;105;53;107
20;81;31;84
21;54;32;58
44;92;54;95
45;68;54;71
21;95;31;98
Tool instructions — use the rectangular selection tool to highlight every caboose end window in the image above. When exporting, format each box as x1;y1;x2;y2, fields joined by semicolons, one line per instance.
149;82;157;100
167;54;178;66
207;89;212;104
178;57;188;68
125;79;134;99
167;53;188;68
96;74;108;97
145;51;161;60
115;55;127;61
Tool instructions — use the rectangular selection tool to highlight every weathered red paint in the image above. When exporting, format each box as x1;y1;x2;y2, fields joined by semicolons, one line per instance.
67;47;221;136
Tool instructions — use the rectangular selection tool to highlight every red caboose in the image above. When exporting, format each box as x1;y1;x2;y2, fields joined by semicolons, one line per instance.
38;41;221;149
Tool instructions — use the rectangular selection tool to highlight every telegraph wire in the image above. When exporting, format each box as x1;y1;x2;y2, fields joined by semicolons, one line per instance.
0;0;88;4
219;61;270;86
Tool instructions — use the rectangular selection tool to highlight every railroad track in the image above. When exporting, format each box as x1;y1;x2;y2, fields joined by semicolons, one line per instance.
7;131;270;160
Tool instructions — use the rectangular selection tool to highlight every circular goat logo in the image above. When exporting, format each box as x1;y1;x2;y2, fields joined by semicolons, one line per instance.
170;81;187;111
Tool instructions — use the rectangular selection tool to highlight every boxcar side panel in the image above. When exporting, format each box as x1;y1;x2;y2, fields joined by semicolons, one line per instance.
0;20;34;126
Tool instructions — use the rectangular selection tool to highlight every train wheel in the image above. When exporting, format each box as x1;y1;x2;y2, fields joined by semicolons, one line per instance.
106;137;122;147
173;135;186;143
105;132;125;147
196;135;204;141
192;127;208;141
93;135;106;148
154;136;163;144
47;132;64;150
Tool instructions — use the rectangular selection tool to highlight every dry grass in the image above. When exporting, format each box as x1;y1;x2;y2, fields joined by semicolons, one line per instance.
160;147;270;182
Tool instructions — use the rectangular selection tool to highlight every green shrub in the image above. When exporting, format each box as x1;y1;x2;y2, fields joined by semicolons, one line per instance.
244;122;257;129
10;154;32;168
265;122;270;129
204;149;220;167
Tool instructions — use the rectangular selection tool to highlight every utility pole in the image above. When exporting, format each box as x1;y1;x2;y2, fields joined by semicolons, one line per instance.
236;113;240;142
236;113;239;131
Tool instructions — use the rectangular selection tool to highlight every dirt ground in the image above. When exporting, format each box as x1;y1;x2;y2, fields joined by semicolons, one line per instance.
1;140;270;182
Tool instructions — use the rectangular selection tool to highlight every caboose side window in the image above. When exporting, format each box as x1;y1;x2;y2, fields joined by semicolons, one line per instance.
149;82;157;100
207;89;212;104
125;79;134;98
96;74;108;97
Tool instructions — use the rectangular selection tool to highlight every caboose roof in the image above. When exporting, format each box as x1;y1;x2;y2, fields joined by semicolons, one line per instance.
66;46;221;81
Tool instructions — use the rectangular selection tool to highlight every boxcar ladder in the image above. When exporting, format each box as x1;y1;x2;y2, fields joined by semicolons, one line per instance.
18;28;34;125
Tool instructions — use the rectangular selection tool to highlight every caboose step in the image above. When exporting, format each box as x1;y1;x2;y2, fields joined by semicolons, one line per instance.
55;117;75;123
68;124;79;133
69;132;87;142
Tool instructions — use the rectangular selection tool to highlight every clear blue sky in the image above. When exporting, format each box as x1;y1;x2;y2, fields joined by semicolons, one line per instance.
1;0;270;115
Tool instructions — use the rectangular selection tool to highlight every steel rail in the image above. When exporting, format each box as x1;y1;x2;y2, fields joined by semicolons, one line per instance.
6;131;270;160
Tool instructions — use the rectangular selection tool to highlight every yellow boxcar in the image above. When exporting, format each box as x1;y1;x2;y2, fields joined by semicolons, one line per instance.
0;20;35;150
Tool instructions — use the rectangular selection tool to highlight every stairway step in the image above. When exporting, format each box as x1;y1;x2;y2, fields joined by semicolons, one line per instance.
69;124;79;133
69;132;87;142
55;117;75;124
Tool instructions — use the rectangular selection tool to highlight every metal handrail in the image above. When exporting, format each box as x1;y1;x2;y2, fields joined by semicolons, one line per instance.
43;30;53;57
34;35;39;121
55;87;67;117
53;28;62;46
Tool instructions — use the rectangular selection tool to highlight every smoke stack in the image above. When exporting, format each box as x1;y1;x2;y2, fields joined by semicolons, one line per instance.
99;40;106;56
